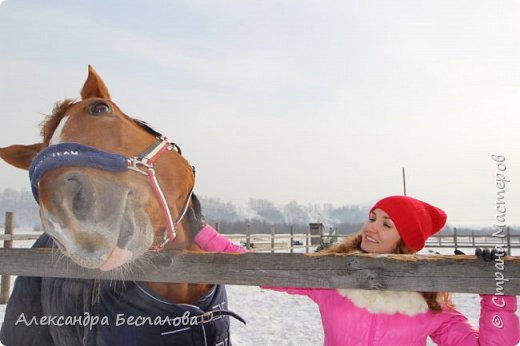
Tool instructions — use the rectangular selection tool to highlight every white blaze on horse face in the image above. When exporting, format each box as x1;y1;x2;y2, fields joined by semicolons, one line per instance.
41;208;72;251
49;116;70;145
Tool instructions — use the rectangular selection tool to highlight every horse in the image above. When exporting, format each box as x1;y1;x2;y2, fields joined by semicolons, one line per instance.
0;66;241;345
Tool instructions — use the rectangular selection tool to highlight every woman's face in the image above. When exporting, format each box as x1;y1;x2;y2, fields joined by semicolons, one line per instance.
360;208;402;253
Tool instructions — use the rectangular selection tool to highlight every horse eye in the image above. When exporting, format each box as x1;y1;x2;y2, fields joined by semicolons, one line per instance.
89;101;111;115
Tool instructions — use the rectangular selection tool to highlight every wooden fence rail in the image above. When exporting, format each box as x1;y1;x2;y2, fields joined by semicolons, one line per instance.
2;233;519;251
0;234;42;241
222;232;520;253
0;248;519;295
2;212;520;302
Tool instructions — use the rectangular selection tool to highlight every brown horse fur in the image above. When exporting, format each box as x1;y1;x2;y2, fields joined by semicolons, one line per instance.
0;66;211;304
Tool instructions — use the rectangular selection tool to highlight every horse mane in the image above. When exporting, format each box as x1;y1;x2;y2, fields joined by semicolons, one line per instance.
40;99;76;145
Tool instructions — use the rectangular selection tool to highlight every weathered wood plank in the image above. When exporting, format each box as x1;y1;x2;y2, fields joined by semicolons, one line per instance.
0;248;519;294
1;212;14;304
0;234;42;241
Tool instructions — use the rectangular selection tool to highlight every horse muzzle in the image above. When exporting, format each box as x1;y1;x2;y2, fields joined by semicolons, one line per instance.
39;169;153;269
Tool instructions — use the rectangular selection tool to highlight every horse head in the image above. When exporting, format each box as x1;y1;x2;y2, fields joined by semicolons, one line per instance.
0;66;197;271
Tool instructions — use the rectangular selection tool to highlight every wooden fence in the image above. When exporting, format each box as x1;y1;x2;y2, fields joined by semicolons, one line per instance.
217;223;520;254
1;212;520;302
1;212;14;304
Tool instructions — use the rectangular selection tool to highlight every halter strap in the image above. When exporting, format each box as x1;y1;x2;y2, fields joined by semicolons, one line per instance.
128;137;194;250
29;136;194;251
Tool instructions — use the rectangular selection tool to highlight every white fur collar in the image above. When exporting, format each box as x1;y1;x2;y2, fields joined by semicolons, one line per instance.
337;289;429;316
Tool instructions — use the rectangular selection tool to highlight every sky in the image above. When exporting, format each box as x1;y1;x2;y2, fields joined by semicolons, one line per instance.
0;0;519;227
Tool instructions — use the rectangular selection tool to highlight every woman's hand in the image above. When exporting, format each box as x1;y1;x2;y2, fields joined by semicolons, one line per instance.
475;247;507;261
454;247;507;261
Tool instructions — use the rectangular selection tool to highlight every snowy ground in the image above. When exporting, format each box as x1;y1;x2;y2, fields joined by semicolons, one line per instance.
1;237;519;345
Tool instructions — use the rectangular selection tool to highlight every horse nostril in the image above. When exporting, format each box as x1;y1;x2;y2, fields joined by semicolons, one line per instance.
72;187;88;219
63;173;94;221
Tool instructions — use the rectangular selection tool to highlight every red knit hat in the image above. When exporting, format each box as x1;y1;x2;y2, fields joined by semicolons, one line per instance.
370;195;447;251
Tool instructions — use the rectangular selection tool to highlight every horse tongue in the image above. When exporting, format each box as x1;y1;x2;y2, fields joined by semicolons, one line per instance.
99;246;133;271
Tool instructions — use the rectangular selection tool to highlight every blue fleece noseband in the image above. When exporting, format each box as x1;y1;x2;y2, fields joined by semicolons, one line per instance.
29;142;128;203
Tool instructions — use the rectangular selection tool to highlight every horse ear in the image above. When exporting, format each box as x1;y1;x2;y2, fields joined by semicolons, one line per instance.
80;65;111;100
0;143;42;170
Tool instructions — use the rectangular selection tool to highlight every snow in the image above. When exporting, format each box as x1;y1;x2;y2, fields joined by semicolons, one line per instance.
1;238;519;345
228;285;322;345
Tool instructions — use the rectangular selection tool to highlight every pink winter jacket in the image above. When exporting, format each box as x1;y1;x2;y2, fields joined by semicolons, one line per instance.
195;225;520;346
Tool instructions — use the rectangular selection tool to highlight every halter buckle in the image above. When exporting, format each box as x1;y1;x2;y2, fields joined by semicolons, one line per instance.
127;157;152;176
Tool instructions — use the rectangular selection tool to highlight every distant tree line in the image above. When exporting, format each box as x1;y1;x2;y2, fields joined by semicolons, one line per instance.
199;197;519;235
0;188;40;230
199;196;368;234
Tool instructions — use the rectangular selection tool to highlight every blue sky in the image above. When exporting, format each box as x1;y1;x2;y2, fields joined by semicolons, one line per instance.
0;0;519;226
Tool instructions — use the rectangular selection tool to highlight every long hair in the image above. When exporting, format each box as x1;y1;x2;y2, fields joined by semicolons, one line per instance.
322;231;453;313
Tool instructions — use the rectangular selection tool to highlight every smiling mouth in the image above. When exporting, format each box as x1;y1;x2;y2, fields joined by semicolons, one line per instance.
365;235;379;244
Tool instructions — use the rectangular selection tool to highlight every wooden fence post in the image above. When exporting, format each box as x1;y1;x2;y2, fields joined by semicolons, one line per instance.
1;211;14;304
246;224;251;250
453;227;458;252
309;223;324;246
290;225;294;254
215;222;220;233
305;228;310;253
471;231;475;247
271;226;275;253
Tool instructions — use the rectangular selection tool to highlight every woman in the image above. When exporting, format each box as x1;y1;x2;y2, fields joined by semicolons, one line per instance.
188;195;519;345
